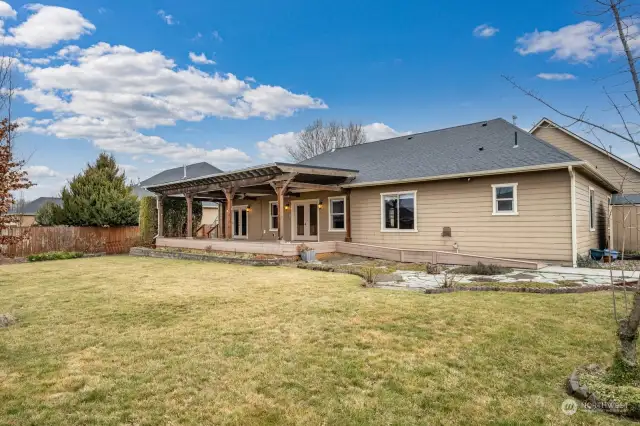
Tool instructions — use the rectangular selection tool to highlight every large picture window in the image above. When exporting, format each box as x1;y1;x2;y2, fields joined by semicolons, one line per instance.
492;183;518;215
381;191;417;231
269;201;278;231
328;196;346;231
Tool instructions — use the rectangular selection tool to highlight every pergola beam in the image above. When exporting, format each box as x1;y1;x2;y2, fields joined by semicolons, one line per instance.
288;182;343;192
158;175;276;196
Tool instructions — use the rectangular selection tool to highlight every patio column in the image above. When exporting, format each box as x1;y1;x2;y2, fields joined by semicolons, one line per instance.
223;187;236;240
274;183;286;241
344;189;352;242
219;200;226;238
156;194;165;238
185;193;194;239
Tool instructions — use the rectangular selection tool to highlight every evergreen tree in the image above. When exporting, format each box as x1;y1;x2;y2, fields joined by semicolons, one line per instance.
60;153;139;226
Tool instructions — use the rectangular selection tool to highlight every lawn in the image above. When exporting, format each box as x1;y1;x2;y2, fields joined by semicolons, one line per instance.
0;257;634;425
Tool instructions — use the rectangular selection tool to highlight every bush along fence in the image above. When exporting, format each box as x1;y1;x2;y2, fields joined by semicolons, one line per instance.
1;226;140;257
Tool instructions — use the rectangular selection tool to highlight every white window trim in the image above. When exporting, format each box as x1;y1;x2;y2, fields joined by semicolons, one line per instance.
268;201;278;231
492;183;518;216
380;190;418;232
589;186;596;232
328;195;347;232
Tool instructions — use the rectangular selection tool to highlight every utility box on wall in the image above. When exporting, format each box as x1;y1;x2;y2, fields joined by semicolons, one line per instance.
441;227;452;237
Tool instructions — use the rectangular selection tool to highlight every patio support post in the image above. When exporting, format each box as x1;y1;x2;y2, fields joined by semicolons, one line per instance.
344;189;352;242
275;184;286;241
156;194;165;238
223;187;236;240
219;200;225;238
270;175;296;241
185;193;194;239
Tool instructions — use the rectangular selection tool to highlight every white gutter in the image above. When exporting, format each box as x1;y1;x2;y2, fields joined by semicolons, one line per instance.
343;161;586;188
568;166;578;268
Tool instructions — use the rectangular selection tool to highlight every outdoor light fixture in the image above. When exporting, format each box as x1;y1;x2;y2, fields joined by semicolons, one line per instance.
285;203;290;211
318;201;324;209
246;206;252;213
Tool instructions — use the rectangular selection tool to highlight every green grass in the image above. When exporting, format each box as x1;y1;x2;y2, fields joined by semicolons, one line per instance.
0;256;634;425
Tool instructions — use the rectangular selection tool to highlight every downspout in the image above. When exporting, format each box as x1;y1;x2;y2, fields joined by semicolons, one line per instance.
568;166;578;268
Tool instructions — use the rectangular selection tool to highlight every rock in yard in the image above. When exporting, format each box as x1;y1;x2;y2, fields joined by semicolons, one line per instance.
0;313;16;328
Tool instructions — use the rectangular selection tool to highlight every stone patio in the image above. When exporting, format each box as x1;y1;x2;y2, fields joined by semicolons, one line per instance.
375;266;639;291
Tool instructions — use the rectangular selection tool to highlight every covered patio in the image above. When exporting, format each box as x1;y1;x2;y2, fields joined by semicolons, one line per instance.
144;162;357;250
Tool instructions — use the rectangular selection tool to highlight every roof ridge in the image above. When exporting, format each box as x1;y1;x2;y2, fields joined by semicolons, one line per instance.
306;118;503;160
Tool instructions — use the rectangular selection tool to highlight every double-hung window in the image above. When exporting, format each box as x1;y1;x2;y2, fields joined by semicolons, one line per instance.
269;201;278;231
328;196;346;231
492;183;518;215
381;191;417;231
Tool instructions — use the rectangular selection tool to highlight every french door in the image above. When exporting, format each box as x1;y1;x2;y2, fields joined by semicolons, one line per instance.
292;201;319;241
232;206;248;239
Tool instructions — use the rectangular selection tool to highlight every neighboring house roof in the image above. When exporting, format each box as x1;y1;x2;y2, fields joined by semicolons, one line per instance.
9;197;62;215
132;185;155;199
139;162;223;187
611;194;640;205
299;118;581;186
531;117;640;175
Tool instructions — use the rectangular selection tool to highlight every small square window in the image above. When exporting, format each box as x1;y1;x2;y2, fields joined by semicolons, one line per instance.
492;184;518;215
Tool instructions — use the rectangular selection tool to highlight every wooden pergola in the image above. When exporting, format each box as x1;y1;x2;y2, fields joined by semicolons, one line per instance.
144;163;358;241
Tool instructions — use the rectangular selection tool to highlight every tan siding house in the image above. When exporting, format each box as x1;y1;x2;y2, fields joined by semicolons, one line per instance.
350;170;573;262
532;119;640;193
147;118;621;267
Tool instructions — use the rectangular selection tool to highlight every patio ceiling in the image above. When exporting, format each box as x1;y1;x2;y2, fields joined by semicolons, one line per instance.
144;162;358;198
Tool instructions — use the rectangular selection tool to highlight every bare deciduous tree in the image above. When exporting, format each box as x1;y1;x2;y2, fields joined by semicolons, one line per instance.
505;0;640;369
287;119;367;162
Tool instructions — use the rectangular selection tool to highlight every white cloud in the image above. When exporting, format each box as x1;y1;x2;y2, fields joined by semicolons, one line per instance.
515;21;635;62
189;52;215;65
26;57;50;65
473;24;499;38
536;73;577;80
212;30;223;42
24;165;59;178
0;1;16;18
119;164;138;173
256;131;298;161
256;122;410;161
3;4;95;49
157;10;176;25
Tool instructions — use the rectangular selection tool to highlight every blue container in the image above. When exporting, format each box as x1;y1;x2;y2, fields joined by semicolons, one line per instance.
590;249;604;260
605;249;620;260
590;249;620;261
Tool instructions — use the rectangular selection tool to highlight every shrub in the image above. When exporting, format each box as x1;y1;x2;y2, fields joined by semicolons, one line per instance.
577;254;601;269
425;262;443;275
359;266;379;285
27;251;84;262
449;262;513;276
35;201;64;226
139;196;157;246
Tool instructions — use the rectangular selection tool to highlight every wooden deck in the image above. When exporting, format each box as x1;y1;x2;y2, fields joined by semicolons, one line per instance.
156;238;541;269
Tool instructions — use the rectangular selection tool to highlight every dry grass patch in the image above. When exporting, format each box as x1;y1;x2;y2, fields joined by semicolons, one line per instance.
0;256;634;425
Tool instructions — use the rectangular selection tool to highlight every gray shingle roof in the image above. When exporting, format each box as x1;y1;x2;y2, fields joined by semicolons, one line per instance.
10;197;62;215
299;118;579;185
140;162;223;187
611;194;640;205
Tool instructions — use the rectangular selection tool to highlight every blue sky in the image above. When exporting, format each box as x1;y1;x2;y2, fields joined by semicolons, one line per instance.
6;0;639;198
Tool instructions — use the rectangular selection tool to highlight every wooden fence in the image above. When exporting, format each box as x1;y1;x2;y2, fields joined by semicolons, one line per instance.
612;205;640;252
1;226;140;257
